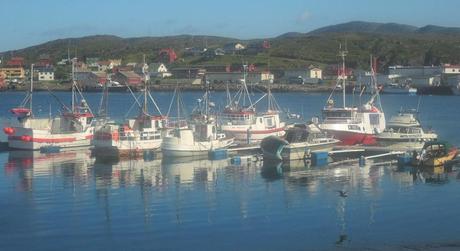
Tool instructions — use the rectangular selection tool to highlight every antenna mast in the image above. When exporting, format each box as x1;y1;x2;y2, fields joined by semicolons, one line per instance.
30;64;34;114
338;44;348;108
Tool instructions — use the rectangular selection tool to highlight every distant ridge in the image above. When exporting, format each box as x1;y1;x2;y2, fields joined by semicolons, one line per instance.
3;21;460;71
304;21;460;36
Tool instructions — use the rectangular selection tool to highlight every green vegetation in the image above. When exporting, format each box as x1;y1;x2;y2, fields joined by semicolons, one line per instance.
3;22;460;73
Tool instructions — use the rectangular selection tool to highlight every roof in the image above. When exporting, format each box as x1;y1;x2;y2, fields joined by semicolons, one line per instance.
118;71;141;78
149;63;165;69
92;71;107;78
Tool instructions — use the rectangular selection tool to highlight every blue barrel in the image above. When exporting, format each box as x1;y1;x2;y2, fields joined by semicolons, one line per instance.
208;149;228;160
312;151;328;166
231;156;241;165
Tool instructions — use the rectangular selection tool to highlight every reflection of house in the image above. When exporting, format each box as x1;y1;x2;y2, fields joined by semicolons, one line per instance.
149;63;172;78
111;71;142;86
36;67;55;81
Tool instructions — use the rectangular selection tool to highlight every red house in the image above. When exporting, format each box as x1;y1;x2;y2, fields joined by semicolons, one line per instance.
112;71;142;86
7;57;25;67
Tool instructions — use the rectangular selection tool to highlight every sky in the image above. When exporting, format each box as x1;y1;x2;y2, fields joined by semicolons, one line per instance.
1;0;460;51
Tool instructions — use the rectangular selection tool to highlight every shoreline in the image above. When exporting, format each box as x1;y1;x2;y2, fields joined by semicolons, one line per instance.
1;82;336;93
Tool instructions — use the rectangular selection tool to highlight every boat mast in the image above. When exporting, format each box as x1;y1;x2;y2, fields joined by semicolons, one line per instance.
71;59;75;112
30;64;34;115
339;44;348;108
142;54;148;115
242;64;253;109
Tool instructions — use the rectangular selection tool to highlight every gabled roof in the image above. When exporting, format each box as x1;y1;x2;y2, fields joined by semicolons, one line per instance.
119;71;141;78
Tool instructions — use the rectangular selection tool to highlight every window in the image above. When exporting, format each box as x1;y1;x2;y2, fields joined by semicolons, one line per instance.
369;114;380;125
348;125;361;131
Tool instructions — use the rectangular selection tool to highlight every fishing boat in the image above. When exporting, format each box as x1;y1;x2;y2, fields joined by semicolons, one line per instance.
376;109;437;151
93;59;168;159
220;65;285;143
319;50;386;145
261;123;339;161
413;141;458;167
161;87;234;158
4;63;95;150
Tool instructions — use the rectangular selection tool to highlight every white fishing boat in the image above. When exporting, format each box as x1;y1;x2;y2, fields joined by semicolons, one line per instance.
376;109;437;151
93;59;168;158
161;87;234;158
4;63;95;150
319;51;386;145
261;123;339;161
220;65;285;143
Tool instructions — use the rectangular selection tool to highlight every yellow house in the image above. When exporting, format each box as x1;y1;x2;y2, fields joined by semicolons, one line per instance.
0;67;25;80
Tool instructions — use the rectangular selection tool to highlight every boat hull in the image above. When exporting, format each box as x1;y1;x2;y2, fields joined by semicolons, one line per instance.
93;138;162;158
324;129;376;146
161;138;234;158
8;127;93;150
222;126;285;142
261;135;339;161
419;149;458;167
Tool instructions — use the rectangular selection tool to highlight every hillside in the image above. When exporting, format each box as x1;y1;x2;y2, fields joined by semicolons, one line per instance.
2;21;460;72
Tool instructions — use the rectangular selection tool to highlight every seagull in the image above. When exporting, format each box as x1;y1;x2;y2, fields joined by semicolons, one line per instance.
337;190;348;197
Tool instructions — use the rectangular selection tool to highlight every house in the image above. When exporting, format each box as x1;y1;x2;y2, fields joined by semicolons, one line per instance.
223;42;246;54
97;61;114;72
149;63;172;78
409;75;441;87
309;67;322;79
108;59;122;67
202;48;225;58
37;54;52;67
170;67;206;79
214;48;225;56
284;67;322;80
388;65;442;79
74;71;107;87
0;71;6;89
36;67;55;81
6;57;25;67
111;71;143;86
442;64;460;75
205;71;274;84
183;47;207;56
0;67;25;81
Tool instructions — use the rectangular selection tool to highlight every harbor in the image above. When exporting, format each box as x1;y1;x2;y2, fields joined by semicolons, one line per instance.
4;1;460;250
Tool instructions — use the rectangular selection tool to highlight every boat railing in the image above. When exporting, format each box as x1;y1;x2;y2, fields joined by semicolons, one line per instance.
323;117;360;124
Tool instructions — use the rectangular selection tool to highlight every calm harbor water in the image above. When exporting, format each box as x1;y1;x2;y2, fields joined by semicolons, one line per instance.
1;91;460;250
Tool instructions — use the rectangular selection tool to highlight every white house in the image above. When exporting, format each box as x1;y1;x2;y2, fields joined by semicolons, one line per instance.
149;63;172;78
37;67;54;81
442;64;460;74
285;67;322;80
223;42;246;54
309;67;322;79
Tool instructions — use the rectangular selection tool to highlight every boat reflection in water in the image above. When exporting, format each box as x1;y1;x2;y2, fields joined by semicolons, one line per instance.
5;148;94;192
3;148;460;250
